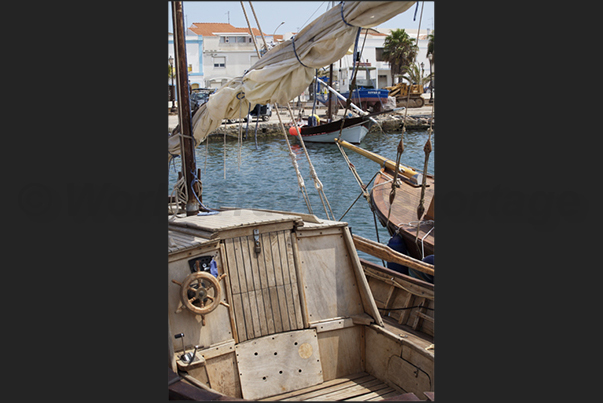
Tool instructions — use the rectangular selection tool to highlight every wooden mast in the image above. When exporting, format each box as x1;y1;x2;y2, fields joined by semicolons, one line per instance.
171;1;199;216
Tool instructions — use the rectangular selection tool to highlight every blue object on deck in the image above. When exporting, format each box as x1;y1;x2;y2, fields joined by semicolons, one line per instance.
210;259;218;277
198;211;219;216
386;233;409;275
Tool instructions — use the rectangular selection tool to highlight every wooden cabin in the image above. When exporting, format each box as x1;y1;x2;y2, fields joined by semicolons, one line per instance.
168;209;434;401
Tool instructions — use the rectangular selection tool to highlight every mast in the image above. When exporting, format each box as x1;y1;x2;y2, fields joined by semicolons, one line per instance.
171;1;199;216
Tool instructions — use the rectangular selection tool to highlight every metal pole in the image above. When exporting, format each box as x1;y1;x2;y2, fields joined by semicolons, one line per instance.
327;64;334;121
171;1;199;215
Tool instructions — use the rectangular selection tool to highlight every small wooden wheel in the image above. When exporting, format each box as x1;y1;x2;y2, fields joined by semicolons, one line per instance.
179;271;221;315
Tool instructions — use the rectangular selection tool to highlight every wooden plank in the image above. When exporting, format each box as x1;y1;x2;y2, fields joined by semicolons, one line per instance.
261;373;369;401
352;235;434;276
261;232;281;333
306;378;387;401
250;236;269;337
317;326;364;381
290;232;310;328
346;386;396;401
297;233;364;322
256;236;275;335
367;389;401;400
232;293;247;343
269;286;283;333
277;231;296;330
240;237;262;339
218;244;238;344
204;351;242;398
386;355;432;397
284;231;304;329
398;293;415;325
283;375;374;401
342;227;384;327
411;297;425;330
235;329;323;400
270;232;291;332
276;285;291;332
310;317;355;333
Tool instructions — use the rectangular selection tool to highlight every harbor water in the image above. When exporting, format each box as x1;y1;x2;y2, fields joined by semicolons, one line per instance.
168;129;434;264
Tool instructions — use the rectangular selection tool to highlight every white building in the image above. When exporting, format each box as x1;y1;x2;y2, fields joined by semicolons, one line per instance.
168;30;204;89
168;24;432;100
188;23;284;90
330;27;433;93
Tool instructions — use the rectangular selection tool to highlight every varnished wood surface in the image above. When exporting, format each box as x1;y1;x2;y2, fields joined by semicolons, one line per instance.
371;168;434;259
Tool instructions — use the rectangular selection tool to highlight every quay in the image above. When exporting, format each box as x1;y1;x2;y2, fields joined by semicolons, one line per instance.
168;99;434;140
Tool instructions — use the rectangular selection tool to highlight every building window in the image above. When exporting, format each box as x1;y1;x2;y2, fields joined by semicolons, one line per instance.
375;47;385;61
213;57;225;68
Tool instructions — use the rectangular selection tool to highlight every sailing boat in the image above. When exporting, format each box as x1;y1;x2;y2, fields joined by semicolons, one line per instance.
337;139;434;263
168;2;434;400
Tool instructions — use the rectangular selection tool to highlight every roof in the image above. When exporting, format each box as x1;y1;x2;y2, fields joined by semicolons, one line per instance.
189;22;264;37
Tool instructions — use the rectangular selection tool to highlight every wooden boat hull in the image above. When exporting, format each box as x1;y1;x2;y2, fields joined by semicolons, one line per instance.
370;167;435;261
168;209;434;401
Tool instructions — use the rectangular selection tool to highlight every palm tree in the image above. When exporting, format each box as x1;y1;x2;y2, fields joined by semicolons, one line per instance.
427;30;434;65
399;63;432;87
382;28;418;84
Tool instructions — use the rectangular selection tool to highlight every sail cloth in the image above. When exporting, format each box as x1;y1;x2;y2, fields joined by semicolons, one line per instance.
168;1;415;158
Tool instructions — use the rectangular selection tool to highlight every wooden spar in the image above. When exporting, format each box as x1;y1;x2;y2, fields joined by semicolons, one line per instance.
352;234;434;277
171;1;199;216
335;139;422;185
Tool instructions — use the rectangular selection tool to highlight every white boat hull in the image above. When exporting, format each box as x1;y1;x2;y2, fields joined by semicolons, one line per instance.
300;122;370;144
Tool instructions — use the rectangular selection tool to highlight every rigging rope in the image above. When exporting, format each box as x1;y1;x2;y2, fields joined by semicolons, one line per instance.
273;103;313;214
387;1;424;229
286;103;335;221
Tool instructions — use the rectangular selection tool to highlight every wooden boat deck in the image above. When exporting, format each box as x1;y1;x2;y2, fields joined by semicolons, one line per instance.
260;372;399;401
371;168;434;259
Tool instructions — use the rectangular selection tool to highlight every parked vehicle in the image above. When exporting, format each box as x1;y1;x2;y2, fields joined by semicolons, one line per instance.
247;103;272;121
190;88;214;113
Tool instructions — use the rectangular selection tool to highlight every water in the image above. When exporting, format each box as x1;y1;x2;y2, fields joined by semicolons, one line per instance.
168;129;434;264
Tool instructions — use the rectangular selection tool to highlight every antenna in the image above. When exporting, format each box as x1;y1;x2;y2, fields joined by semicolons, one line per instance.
226;11;230;24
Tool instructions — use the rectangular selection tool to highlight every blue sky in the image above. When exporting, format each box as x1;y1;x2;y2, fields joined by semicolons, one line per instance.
168;1;434;36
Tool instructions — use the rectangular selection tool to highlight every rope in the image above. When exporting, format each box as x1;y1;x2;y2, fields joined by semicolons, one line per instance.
285;102;335;220
387;2;425;228
291;36;310;68
273;103;313;215
338;169;380;221
340;1;358;27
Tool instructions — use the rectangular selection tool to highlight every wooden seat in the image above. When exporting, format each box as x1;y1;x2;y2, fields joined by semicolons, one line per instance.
260;372;400;401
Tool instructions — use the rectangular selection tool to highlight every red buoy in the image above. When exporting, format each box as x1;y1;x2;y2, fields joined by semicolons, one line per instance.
289;126;300;136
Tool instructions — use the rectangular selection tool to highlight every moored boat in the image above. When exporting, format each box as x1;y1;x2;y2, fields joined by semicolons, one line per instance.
336;139;434;263
289;115;373;144
167;1;434;400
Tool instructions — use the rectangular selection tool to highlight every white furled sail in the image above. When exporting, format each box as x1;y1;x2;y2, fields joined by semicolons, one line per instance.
168;1;415;158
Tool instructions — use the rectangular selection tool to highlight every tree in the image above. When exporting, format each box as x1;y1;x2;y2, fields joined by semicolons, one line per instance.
399;63;432;87
382;28;418;84
427;30;434;65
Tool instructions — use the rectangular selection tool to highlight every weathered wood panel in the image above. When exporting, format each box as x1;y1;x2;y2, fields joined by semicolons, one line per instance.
296;232;364;322
316;326;364;381
235;329;323;400
223;230;304;343
168;250;234;350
